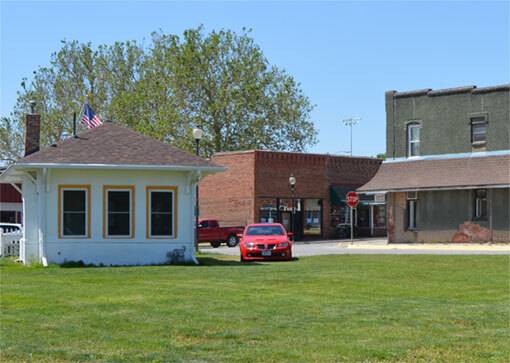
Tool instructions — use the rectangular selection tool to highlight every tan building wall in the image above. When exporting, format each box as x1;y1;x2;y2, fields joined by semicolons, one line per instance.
388;191;510;243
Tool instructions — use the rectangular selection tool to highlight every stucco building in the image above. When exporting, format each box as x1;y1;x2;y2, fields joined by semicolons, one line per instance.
0;110;222;265
199;150;385;240
359;84;510;243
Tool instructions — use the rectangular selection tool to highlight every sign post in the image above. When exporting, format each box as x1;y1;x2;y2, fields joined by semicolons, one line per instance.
346;191;360;243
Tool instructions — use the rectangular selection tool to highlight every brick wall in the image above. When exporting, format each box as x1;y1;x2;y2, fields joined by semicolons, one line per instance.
200;150;382;238
199;152;255;226
255;151;381;238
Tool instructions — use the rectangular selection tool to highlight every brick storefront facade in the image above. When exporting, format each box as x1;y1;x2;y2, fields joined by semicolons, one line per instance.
200;150;384;239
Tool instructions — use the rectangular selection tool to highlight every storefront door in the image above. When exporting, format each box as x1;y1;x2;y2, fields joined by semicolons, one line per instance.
281;211;292;232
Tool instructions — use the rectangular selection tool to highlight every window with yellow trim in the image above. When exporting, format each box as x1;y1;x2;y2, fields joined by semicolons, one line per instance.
61;187;89;237
105;187;134;237
148;189;175;237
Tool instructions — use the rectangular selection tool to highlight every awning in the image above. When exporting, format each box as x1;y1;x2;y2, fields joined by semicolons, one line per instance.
330;185;376;207
329;186;355;206
358;154;510;193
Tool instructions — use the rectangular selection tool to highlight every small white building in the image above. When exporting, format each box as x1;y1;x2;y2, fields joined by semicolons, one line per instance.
0;113;222;265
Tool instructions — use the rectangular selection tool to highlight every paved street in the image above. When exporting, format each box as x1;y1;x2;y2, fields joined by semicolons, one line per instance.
200;239;510;256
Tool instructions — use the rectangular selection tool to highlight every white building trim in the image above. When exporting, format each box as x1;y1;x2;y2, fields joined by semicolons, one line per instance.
385;149;510;164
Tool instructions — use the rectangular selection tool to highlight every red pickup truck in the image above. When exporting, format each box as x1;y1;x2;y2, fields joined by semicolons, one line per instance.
198;219;244;248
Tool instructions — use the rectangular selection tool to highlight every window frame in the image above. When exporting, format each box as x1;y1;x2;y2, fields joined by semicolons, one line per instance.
58;185;91;239
407;122;422;158
406;192;418;231
146;186;178;239
103;185;135;239
473;189;488;221
470;116;488;147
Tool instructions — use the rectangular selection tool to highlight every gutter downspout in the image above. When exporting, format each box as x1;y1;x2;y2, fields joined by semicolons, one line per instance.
37;168;48;266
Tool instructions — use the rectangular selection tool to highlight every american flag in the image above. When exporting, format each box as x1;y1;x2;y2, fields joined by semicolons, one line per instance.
82;103;103;129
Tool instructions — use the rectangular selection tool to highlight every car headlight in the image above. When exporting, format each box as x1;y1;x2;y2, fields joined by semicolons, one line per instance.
279;242;289;247
245;242;255;248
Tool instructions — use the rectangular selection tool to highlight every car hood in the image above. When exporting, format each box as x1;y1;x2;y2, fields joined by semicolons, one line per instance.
244;236;289;243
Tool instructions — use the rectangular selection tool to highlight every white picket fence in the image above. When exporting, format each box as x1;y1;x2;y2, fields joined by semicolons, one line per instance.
0;231;24;259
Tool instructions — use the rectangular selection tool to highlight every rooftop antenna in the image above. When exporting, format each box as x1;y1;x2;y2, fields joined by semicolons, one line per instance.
342;116;361;156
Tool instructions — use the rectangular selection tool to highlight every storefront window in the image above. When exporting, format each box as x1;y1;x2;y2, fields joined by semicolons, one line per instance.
304;199;321;236
373;205;386;228
279;198;294;212
279;199;295;232
259;199;277;223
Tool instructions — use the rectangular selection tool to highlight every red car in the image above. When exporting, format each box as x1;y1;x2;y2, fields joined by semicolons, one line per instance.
239;223;293;262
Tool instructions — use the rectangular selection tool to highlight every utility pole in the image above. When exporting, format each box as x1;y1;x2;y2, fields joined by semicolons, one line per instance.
342;117;361;156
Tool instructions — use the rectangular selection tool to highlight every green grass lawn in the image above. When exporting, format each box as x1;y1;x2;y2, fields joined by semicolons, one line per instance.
1;254;509;362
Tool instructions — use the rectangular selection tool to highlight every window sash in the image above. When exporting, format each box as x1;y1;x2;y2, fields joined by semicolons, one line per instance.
471;123;487;144
149;190;175;238
61;188;88;237
407;200;417;230
407;125;421;157
474;189;488;220
106;189;132;237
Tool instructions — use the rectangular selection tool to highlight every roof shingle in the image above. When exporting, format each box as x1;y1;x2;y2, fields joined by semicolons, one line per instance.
17;122;217;169
358;155;510;192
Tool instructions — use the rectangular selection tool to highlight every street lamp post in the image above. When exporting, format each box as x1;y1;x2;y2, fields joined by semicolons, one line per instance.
192;128;204;252
288;174;296;240
342;117;361;156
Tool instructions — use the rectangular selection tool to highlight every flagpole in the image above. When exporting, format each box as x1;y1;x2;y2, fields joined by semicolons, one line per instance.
77;102;85;132
73;112;77;138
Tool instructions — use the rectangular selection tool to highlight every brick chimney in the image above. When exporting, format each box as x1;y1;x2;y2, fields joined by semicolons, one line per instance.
24;101;40;156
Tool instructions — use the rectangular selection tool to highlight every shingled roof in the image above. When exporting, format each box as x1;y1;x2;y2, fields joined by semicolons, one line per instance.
358;154;510;192
16;122;220;170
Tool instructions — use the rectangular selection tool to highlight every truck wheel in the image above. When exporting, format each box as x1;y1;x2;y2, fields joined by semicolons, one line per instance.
226;235;239;247
210;241;221;248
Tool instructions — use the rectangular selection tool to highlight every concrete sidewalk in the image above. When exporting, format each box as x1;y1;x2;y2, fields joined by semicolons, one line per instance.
342;242;510;251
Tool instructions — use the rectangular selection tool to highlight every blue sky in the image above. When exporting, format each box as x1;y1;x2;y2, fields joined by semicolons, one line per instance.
1;1;508;157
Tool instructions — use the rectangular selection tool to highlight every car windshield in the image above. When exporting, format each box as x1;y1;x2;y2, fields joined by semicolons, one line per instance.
245;225;285;236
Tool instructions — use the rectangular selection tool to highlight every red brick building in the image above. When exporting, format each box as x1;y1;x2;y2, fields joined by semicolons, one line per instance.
199;150;385;240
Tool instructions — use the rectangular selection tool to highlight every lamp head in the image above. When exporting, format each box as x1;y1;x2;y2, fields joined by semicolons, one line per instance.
289;174;296;187
192;128;204;141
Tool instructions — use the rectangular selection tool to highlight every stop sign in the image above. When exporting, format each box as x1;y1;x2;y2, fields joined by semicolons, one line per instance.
346;191;359;208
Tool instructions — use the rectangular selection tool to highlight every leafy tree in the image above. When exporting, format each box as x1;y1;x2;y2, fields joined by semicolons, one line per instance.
0;27;317;160
376;153;386;160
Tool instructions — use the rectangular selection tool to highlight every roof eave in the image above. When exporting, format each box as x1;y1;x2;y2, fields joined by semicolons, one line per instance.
359;184;510;193
13;162;226;173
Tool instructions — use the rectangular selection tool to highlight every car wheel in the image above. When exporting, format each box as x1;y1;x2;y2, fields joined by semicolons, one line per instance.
210;241;221;248
226;234;239;248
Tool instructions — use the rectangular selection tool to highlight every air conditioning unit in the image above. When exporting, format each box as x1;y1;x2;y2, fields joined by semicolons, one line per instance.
407;191;418;200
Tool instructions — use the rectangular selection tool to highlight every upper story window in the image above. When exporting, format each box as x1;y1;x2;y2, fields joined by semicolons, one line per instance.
471;117;487;147
407;123;421;157
59;185;90;238
104;186;134;238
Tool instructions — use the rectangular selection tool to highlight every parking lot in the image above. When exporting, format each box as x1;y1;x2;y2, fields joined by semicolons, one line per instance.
200;238;510;256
